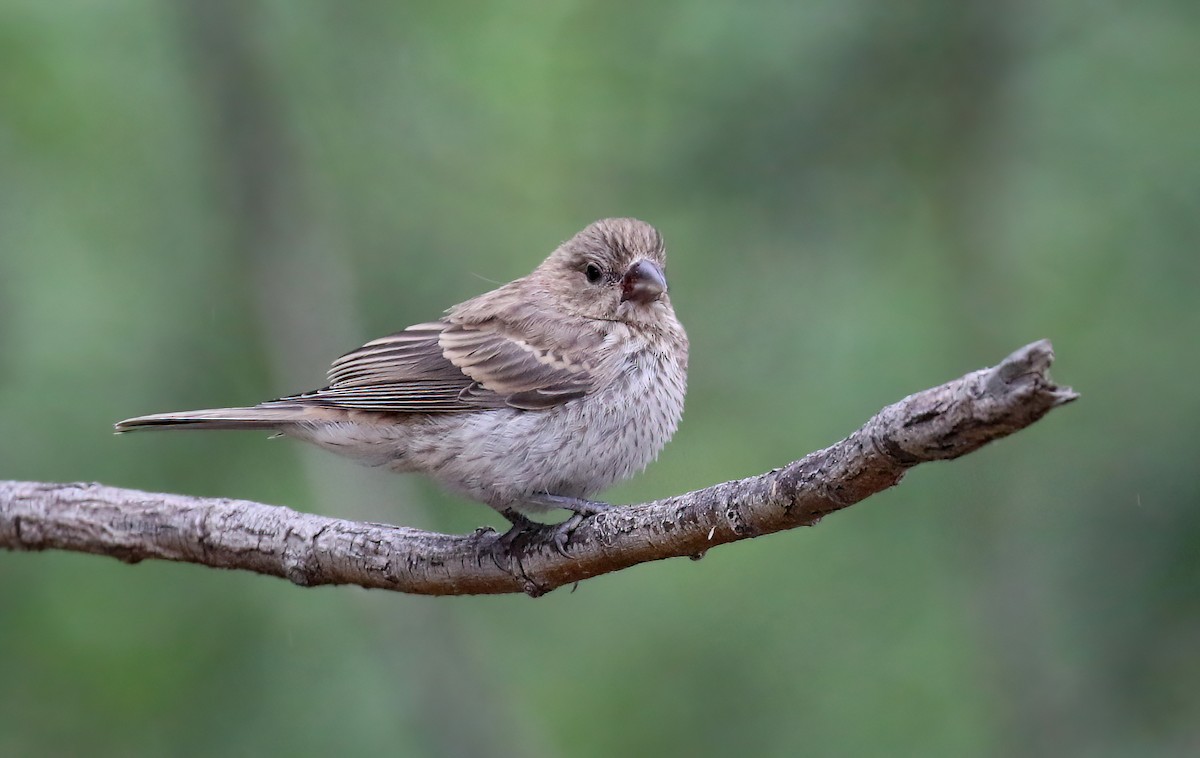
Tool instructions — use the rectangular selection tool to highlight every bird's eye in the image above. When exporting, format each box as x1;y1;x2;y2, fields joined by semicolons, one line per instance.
584;263;603;284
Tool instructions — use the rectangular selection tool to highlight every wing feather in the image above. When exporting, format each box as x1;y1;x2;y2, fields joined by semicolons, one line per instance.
439;323;601;406
276;315;615;414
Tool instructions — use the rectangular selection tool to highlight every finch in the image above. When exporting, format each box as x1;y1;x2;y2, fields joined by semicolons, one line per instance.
116;218;689;547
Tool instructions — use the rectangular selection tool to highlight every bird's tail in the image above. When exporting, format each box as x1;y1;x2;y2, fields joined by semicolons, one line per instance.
114;405;309;433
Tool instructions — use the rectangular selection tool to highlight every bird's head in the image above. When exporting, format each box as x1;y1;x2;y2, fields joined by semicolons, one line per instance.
537;218;672;325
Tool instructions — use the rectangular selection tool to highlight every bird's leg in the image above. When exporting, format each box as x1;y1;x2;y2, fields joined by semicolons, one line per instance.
494;506;540;549
522;494;618;557
524;494;615;515
486;508;552;595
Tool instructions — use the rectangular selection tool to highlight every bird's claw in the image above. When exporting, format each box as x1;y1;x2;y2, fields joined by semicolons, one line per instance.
493;499;613;558
493;514;581;558
493;509;538;554
522;495;614;557
551;513;587;558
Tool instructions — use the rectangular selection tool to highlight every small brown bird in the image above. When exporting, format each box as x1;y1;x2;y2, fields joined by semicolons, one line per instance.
116;218;688;549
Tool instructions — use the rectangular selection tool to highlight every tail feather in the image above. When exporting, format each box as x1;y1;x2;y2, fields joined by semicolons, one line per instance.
114;405;307;433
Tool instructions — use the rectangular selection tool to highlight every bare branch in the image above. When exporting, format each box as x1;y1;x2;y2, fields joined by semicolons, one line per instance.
0;340;1076;596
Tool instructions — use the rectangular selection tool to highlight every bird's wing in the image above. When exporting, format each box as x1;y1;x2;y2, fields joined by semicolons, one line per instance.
325;322;458;388
273;318;611;413
438;320;609;410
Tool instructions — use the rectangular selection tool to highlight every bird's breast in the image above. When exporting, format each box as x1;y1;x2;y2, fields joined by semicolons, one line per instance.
590;327;688;469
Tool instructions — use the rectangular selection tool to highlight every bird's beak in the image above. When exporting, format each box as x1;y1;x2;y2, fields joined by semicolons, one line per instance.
621;259;668;304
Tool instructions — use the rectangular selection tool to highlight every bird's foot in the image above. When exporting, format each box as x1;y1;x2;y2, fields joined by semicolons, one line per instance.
490;498;617;558
494;507;541;553
523;495;618;557
485;508;553;596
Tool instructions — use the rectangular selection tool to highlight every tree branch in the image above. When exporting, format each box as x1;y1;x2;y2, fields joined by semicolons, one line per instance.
0;340;1076;597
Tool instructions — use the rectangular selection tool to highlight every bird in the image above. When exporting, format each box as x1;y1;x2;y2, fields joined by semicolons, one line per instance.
116;218;689;552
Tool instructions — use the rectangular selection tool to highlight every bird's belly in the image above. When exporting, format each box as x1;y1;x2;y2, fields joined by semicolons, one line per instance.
393;343;687;510
437;383;681;509
296;349;686;513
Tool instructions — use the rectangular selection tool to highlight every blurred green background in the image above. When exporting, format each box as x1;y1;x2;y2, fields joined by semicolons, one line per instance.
2;0;1197;755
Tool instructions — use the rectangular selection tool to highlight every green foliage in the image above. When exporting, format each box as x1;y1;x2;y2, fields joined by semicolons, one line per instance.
2;0;1197;754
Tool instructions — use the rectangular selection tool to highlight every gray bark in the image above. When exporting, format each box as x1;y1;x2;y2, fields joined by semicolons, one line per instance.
0;340;1076;597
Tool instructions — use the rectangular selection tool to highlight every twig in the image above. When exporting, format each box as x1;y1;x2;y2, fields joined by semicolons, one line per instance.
0;340;1076;597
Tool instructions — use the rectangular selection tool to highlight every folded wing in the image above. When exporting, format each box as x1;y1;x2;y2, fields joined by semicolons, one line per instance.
273;317;612;413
